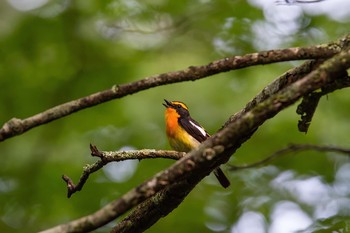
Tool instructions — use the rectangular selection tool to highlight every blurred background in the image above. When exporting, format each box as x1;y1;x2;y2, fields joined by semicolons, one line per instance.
1;0;350;232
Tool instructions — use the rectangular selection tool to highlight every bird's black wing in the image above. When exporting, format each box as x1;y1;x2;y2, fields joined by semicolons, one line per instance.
179;117;209;143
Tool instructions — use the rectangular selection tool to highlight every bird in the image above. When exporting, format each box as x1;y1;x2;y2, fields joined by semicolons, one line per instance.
163;99;230;188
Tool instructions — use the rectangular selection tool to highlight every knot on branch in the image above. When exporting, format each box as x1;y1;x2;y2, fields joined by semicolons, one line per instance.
0;118;24;139
203;148;216;160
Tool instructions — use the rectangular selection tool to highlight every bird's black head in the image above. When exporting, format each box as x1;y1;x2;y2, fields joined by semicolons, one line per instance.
163;99;190;117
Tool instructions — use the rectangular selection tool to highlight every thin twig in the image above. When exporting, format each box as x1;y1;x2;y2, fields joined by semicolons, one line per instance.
230;144;350;171
62;144;185;198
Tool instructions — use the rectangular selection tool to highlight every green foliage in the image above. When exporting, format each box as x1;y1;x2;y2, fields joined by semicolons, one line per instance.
0;0;350;232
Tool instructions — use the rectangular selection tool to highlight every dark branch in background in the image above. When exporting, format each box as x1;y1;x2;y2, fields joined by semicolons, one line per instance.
276;0;326;5
41;46;350;233
230;144;350;171
1;37;348;142
297;71;350;133
62;144;184;198
297;91;322;133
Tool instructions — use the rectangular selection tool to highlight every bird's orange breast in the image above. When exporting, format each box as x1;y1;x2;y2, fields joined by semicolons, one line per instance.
164;108;179;137
164;108;199;152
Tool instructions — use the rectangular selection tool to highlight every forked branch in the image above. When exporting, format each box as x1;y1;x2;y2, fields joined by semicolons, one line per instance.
62;144;185;198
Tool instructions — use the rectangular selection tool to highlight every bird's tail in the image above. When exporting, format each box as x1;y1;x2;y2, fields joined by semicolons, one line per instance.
213;167;230;188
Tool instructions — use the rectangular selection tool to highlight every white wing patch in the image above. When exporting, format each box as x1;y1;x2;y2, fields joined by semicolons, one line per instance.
189;120;207;137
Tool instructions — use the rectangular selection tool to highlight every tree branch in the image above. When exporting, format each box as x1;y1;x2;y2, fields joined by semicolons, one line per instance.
110;178;199;233
2;36;348;142
230;144;350;171
62;144;185;198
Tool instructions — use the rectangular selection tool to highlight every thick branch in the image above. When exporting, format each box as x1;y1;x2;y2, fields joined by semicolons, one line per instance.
115;142;350;233
111;178;199;233
1;36;348;142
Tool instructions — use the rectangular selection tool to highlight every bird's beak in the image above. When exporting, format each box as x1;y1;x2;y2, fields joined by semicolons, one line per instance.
163;99;172;108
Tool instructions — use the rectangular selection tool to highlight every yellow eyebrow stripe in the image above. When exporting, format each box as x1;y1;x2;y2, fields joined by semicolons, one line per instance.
171;101;188;110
